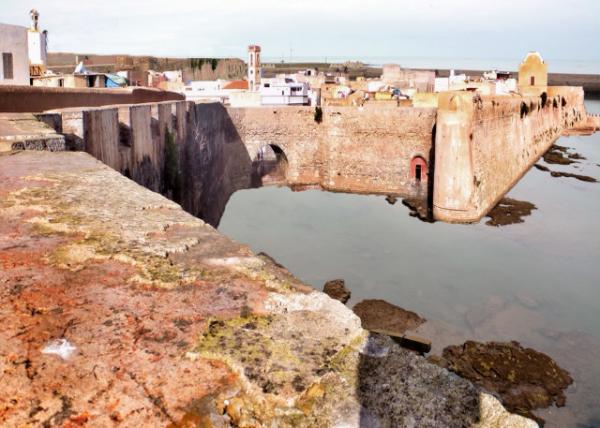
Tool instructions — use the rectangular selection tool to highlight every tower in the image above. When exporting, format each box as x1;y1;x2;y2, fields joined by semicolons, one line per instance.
248;45;261;91
27;9;47;77
518;52;548;96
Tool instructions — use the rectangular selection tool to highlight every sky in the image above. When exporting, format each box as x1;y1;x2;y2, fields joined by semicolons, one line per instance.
2;0;600;70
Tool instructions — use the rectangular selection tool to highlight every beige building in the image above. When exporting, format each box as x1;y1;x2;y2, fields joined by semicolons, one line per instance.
518;52;548;96
382;64;435;92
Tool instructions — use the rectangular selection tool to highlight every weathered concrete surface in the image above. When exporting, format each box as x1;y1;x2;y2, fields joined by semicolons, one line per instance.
0;113;65;153
0;85;184;114
0;151;537;427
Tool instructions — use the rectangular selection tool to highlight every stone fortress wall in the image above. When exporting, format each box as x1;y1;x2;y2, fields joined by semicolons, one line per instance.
433;86;587;222
227;105;437;197
36;86;590;226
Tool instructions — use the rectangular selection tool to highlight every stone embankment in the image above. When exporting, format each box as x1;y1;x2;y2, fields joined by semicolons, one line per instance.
0;150;537;427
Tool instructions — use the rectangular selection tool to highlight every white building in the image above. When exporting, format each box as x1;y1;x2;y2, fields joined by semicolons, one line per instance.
248;45;261;91
0;10;48;86
260;77;310;105
181;80;229;103
0;23;30;85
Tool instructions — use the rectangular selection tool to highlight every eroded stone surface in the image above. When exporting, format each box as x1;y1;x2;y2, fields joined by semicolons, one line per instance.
0;151;537;427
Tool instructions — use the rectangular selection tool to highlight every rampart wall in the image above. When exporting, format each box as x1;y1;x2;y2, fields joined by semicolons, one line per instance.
36;86;590;226
433;87;587;222
227;105;437;196
0;85;184;113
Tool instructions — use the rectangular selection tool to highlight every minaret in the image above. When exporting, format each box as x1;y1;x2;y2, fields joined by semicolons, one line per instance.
27;9;47;77
248;45;261;91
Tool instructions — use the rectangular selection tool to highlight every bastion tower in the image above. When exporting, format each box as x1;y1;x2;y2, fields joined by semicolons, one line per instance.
248;45;261;92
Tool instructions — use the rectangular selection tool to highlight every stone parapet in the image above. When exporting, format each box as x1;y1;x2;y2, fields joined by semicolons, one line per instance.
0;151;537;427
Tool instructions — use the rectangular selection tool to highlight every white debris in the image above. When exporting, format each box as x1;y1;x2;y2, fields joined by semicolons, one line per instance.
41;338;77;360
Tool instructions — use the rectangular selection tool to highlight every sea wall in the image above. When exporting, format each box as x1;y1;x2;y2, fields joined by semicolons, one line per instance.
227;105;437;196
0;85;184;113
36;87;590;226
433;87;587;222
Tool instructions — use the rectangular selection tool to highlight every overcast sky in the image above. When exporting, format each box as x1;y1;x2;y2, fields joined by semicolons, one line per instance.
3;0;600;68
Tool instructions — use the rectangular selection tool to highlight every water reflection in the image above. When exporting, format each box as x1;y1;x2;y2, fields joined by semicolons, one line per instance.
218;100;600;426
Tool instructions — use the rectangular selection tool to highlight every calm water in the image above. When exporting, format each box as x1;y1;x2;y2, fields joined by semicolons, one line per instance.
219;99;600;427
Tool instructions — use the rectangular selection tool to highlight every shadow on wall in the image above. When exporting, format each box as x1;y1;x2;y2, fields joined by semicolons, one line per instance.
251;144;289;187
427;124;436;220
179;103;290;228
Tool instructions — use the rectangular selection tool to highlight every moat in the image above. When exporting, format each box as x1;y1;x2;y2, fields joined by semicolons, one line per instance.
218;98;600;427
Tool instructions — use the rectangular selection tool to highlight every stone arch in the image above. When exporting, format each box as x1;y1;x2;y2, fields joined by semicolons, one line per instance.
256;144;288;164
410;156;427;182
253;144;288;184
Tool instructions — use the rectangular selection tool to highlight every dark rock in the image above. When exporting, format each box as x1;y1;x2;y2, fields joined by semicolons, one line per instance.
385;195;398;205
353;299;426;336
357;334;483;427
485;198;536;227
323;279;351;304
402;198;434;223
437;340;573;422
533;164;550;172
549;171;597;182
257;251;285;269
543;145;576;165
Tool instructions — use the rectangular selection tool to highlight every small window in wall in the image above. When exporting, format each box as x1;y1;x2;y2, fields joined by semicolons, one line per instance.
410;156;428;182
530;76;535;86
2;53;14;79
415;164;422;181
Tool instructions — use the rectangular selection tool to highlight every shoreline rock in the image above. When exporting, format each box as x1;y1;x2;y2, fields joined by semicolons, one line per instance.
323;279;351;304
435;340;573;423
485;198;537;227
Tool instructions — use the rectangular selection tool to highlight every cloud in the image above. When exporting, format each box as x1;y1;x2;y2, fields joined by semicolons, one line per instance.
2;0;599;67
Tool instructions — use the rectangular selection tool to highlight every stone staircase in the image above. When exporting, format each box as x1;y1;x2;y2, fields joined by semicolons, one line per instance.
0;113;65;152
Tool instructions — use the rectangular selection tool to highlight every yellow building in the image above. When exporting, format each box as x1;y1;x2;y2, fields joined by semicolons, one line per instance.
518;52;548;96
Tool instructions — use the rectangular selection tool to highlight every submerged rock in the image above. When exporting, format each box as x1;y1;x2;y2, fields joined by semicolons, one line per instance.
323;279;351;304
543;145;576;165
534;161;597;183
402;198;434;223
549;170;597;183
385;195;398;205
485;198;536;227
437;340;573;422
353;299;426;336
